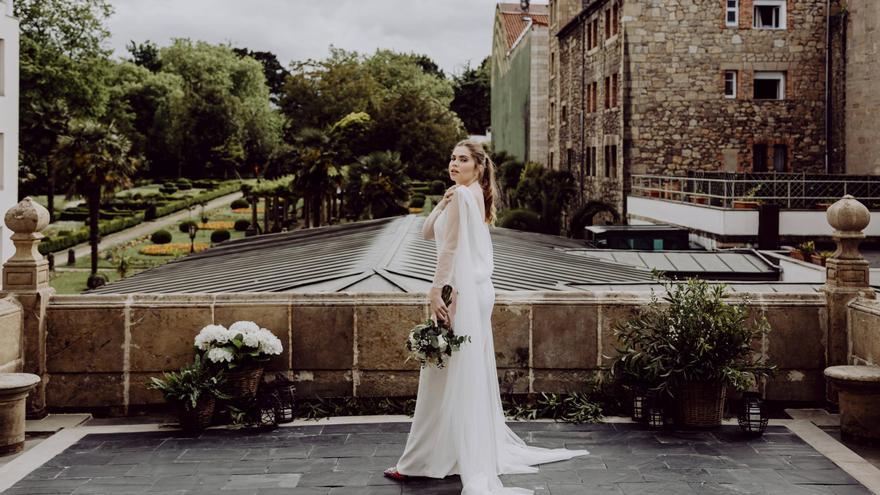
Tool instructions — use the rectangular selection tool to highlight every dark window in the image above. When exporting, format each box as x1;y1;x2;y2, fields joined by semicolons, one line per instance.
753;143;768;172
726;0;738;25
605;9;611;39
567;148;574;173
604;145;617;177
773;144;788;172
724;71;737;98
754;76;783;100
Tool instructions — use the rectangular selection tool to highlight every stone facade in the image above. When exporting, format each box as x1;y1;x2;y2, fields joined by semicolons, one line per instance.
553;0;831;218
548;0;585;173
843;0;880;175
491;3;550;165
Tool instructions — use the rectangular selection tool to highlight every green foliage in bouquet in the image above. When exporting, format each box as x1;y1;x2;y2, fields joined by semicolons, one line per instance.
147;354;228;411
406;284;471;368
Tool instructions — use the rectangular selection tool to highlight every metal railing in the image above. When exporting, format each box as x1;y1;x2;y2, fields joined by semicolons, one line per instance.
631;172;880;209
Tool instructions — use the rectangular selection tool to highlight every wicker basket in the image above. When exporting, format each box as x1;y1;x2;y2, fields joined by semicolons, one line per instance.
177;395;215;432
674;381;726;428
224;365;265;397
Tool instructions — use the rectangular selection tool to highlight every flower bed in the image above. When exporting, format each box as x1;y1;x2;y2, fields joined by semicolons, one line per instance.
139;243;210;256
232;207;263;214
197;221;235;230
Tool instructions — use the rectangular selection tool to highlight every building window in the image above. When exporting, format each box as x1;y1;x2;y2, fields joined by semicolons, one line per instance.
773;144;788;171
753;143;768;172
562;104;567;122
753;0;786;29
611;73;619;107
726;0;738;27
588;19;599;50
550;151;554;169
724;70;737;99
612;3;619;36
587;81;598;113
604;76;611;109
550;51;555;75
550;102;556;123
586;146;598;176
567;148;574;173
605;8;612;40
753;71;785;100
604;145;617;177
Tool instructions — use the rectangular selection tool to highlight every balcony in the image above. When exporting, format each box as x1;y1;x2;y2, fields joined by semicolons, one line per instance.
628;173;880;248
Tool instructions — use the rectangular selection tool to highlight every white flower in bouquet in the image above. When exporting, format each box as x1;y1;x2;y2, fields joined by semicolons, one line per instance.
436;334;448;351
242;330;261;348
229;320;260;335
206;347;234;363
257;329;283;355
194;324;231;350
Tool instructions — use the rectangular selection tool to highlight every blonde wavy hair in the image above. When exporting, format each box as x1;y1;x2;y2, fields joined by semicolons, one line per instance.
454;139;499;225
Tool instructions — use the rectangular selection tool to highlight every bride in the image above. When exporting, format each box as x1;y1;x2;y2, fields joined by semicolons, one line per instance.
384;140;589;494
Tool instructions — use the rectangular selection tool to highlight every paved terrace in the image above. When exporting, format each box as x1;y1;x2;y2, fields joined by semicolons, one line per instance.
1;417;878;495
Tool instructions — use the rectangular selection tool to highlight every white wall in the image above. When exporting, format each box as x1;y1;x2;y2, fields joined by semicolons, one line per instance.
628;196;880;240
0;0;18;264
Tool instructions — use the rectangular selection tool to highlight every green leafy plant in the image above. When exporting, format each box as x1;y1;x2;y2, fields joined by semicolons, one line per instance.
231;198;250;209
234;219;250;232
148;354;228;411
210;229;231;243
611;276;774;397
798;241;816;256
179;220;198;233
150;229;173;244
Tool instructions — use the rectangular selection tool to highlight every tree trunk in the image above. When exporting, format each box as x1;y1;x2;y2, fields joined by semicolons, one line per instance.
88;188;100;277
303;195;310;228
47;163;56;223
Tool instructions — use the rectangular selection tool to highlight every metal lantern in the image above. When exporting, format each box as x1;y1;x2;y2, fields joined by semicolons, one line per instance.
737;392;769;435
631;387;648;423
271;373;296;424
645;390;666;430
250;390;280;428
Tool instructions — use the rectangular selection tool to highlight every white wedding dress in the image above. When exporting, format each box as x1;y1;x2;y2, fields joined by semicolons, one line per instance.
394;184;589;495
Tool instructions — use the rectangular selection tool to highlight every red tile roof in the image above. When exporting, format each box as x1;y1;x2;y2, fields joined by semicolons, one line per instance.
498;3;549;51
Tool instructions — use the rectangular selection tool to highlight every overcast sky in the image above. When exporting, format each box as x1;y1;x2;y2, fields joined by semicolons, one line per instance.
106;0;514;76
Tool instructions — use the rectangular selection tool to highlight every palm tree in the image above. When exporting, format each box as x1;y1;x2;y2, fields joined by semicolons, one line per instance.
52;119;139;289
293;128;342;227
345;151;411;220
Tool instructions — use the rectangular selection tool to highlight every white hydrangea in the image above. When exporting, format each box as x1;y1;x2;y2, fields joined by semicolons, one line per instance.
206;347;234;363
242;331;261;348
436;335;448;352
194;324;231;350
229;320;260;336
257;329;283;355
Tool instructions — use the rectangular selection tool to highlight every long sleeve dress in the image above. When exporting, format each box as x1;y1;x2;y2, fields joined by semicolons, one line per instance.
394;184;589;495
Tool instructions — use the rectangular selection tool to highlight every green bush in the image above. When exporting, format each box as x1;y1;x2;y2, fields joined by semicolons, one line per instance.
230;198;250;209
498;209;542;233
210;229;231;243
179;220;198;233
177;182;193;190
234;219;250;232
410;194;425;208
57;230;71;237
430;180;446;195
159;185;178;195
151;229;173;244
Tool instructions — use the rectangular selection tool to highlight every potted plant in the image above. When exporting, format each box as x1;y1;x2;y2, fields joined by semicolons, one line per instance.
148;354;228;432
612;276;774;428
798;241;816;261
194;321;284;398
733;185;762;210
812;250;834;267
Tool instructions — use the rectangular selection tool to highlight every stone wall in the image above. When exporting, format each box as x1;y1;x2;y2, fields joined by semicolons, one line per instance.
0;297;22;373
38;290;828;414
848;298;880;366
844;0;880;175
548;0;587;172
553;0;830;219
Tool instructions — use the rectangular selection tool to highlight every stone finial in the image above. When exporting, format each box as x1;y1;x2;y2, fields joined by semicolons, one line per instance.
2;198;50;291
827;195;871;237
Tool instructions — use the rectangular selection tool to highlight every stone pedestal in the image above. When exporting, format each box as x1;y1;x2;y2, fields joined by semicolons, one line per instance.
0;373;41;455
824;366;880;443
822;196;875;402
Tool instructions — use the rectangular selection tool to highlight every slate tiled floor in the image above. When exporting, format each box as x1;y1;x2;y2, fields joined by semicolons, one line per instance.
2;423;872;494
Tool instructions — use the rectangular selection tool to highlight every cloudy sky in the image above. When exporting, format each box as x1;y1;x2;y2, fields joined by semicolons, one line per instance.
106;0;512;76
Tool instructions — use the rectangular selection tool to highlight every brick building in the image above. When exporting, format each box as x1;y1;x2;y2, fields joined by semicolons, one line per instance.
549;0;832;219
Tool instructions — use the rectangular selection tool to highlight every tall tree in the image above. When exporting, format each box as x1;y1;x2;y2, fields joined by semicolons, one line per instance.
344;151;411;220
127;40;162;72
233;47;290;104
15;0;114;220
451;57;491;135
52;120;139;288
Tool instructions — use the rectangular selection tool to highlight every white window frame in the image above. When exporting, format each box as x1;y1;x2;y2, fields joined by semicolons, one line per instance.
753;0;786;29
726;0;739;27
753;71;785;100
724;70;737;99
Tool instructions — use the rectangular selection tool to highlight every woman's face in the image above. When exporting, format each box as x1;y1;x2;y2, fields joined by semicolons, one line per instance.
449;146;479;186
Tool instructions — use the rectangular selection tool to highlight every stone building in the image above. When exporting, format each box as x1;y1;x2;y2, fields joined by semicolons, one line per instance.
490;2;550;165
550;0;832;219
843;0;880;175
0;0;19;263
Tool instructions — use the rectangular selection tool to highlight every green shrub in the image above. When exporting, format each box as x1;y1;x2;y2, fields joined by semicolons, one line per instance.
159;185;178;195
230;198;250;209
179;220;198;233
151;229;173;244
410;194;425;208
145;204;158;220
57;230;71;237
498;209;542;232
430;180;446;195
211;229;231;243
234;219;250;232
177;182;193;190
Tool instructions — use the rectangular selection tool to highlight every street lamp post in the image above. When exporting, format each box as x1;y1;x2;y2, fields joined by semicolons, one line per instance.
188;224;198;253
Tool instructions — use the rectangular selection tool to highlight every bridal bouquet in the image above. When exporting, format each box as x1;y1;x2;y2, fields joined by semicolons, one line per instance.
194;321;283;370
406;285;470;368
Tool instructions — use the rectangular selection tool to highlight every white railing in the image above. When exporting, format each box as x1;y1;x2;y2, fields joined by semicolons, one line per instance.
631;173;880;209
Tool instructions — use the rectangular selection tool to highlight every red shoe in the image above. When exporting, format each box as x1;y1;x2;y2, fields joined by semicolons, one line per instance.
383;467;407;481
